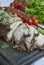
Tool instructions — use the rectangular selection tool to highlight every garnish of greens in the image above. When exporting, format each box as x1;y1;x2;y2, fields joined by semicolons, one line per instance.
0;12;12;18
25;0;44;24
1;42;9;49
38;27;44;35
0;10;16;19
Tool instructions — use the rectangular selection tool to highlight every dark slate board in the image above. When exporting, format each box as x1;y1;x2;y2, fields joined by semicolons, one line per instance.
0;39;44;65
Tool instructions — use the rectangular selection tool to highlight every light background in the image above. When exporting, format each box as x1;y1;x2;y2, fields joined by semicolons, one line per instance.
0;0;14;7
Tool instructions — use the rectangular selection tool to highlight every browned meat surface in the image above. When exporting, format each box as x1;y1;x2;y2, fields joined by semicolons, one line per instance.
0;24;10;40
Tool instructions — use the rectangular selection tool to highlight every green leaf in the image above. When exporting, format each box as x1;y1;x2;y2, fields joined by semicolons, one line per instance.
38;28;44;34
25;6;30;13
1;42;9;49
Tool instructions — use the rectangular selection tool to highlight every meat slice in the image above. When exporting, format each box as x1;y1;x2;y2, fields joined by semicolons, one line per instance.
0;24;10;40
35;33;44;47
32;26;39;36
7;21;23;41
13;23;29;44
25;26;35;50
10;20;23;29
9;16;22;24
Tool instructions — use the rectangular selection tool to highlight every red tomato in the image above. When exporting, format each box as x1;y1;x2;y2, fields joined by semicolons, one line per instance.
17;3;24;11
25;18;29;23
14;3;24;11
31;16;36;20
10;3;14;9
23;18;27;23
20;15;27;23
12;11;18;16
14;4;18;9
4;8;10;12
27;19;33;25
33;19;38;25
20;15;26;22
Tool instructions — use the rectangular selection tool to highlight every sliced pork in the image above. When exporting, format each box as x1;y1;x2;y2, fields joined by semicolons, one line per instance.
35;33;44;47
0;10;44;51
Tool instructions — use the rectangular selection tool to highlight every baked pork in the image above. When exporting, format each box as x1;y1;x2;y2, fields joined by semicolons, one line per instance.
0;10;44;51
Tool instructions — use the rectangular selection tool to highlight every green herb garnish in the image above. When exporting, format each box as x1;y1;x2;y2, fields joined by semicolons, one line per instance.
38;28;44;34
1;42;9;49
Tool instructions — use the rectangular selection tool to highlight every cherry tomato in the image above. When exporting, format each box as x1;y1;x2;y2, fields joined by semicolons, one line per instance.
10;3;14;9
4;8;10;12
31;16;36;20
17;3;24;11
25;18;29;23
27;19;33;25
14;4;18;9
20;15;26;22
12;11;18;16
23;18;27;23
33;19;38;25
